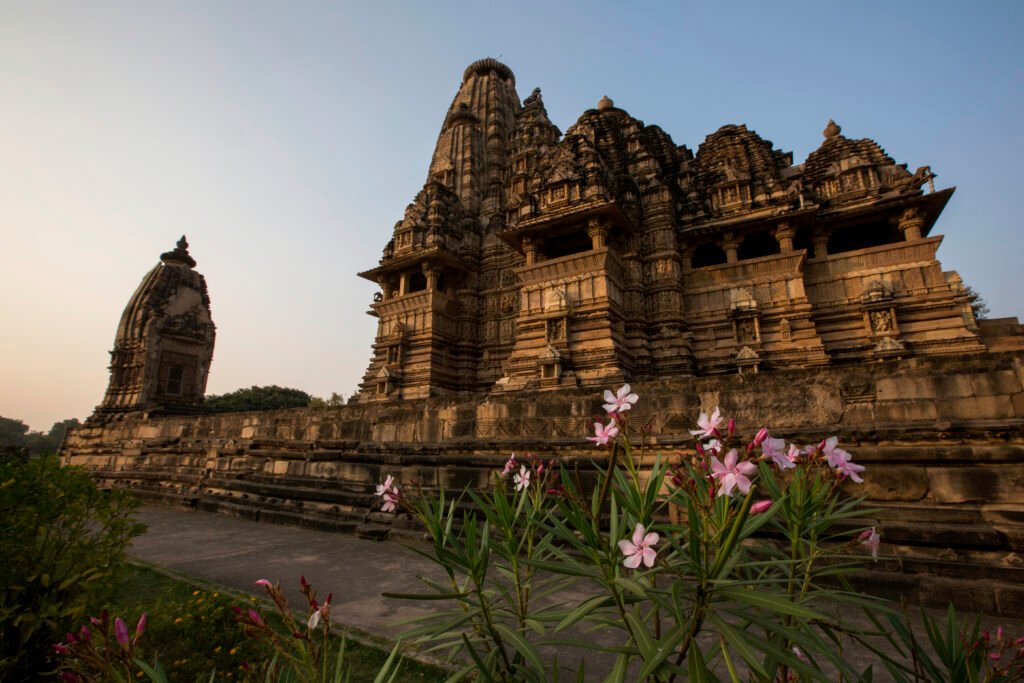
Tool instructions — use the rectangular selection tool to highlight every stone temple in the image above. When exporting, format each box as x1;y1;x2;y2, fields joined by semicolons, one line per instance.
356;60;989;402
65;59;1024;616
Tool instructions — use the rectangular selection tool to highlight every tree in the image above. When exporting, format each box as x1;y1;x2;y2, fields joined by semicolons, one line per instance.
0;416;28;448
965;285;990;320
308;391;345;408
203;385;313;413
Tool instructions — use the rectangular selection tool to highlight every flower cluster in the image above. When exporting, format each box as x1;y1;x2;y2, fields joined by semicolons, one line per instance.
53;610;147;682
499;452;559;496
588;383;638;446
375;474;400;512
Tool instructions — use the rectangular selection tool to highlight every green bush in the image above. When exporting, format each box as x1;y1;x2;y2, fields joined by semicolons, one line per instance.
0;455;144;680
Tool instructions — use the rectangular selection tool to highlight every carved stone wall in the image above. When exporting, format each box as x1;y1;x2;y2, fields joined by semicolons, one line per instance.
357;60;997;401
65;353;1024;615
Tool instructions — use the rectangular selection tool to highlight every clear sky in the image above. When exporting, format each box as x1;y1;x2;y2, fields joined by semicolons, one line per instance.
1;1;1021;431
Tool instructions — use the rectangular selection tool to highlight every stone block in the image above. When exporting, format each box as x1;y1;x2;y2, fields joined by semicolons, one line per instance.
969;370;1021;397
860;465;928;502
935;396;1013;420
873;400;938;423
927;466;1024;504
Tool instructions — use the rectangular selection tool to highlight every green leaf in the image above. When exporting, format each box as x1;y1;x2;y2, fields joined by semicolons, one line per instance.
493;623;545;673
716;586;827;620
602;654;629;683
380;590;469;601
707;613;769;679
554;594;615;632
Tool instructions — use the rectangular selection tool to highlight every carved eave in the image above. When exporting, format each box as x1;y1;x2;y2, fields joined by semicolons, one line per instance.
358;246;469;282
498;199;632;254
681;206;818;240
817;187;954;236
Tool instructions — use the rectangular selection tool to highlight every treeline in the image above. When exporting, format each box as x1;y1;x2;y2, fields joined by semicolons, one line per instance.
0;416;81;455
203;385;347;413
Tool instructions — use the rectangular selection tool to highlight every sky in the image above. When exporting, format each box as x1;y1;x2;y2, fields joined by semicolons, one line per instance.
1;1;1021;431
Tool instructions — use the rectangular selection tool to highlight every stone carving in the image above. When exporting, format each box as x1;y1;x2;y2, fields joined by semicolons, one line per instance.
870;310;894;333
97;237;215;417
351;59;987;400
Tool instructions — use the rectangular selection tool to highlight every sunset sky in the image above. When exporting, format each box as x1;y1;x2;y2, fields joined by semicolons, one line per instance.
2;1;1021;431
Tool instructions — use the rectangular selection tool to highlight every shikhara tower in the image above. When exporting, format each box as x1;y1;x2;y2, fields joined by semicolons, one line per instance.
357;58;981;402
96;236;215;417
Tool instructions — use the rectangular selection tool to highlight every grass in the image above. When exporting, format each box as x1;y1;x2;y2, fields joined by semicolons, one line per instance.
99;562;450;682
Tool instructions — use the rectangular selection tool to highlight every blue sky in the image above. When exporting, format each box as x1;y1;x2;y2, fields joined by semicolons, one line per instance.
1;1;1021;430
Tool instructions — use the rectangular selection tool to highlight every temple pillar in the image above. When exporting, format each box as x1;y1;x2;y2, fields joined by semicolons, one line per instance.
723;233;739;263
898;207;925;241
587;217;609;250
522;236;537;265
775;222;795;252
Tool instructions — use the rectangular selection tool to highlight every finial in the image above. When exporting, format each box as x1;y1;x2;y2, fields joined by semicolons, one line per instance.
598;95;614;111
161;235;196;268
823;119;841;139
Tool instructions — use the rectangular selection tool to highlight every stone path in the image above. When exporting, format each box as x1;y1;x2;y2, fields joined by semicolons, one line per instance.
130;506;1024;681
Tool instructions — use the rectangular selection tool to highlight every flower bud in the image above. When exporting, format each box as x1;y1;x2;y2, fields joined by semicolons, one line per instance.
753;428;769;446
750;500;773;515
114;618;129;648
727;418;735;437
53;643;69;655
135;613;147;642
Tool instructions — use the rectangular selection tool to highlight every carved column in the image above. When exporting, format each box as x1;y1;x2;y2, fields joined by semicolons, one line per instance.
398;273;408;296
898;207;925;241
377;275;394;299
522;235;537;265
775;222;795;252
811;230;829;259
723;232;739;263
587;217;609;250
422;261;437;291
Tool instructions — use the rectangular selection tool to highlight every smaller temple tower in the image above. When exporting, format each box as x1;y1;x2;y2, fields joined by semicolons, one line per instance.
95;236;215;418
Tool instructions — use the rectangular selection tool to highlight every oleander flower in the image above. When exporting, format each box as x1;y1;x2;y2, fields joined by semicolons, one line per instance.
501;454;517;477
514;465;531;492
710;449;757;496
375;475;395;497
689;407;723;440
618;523;659;569
859;527;881;559
750;499;773;515
588;420;620;446
762;437;793;470
308;593;332;630
603;384;639;414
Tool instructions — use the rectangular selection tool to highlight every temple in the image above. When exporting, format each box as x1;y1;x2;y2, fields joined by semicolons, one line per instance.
95;236;215;418
62;60;1024;616
358;58;981;400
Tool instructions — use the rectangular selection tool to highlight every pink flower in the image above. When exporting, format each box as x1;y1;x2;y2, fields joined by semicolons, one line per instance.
858;527;881;559
375;475;395;497
79;625;91;642
710;449;757;497
618;523;659;569
793;646;808;662
255;579;272;588
603;384;639;414
786;443;802;465
52;643;69;655
752;427;769;447
381;487;399;513
501;454;516;477
588;420;619;446
761;437;793;470
514;465;531;492
376;475;399;512
307;595;331;630
114;617;129;648
247;609;263;626
822;436;851;467
689;407;723;440
823;437;864;482
750;499;773;515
